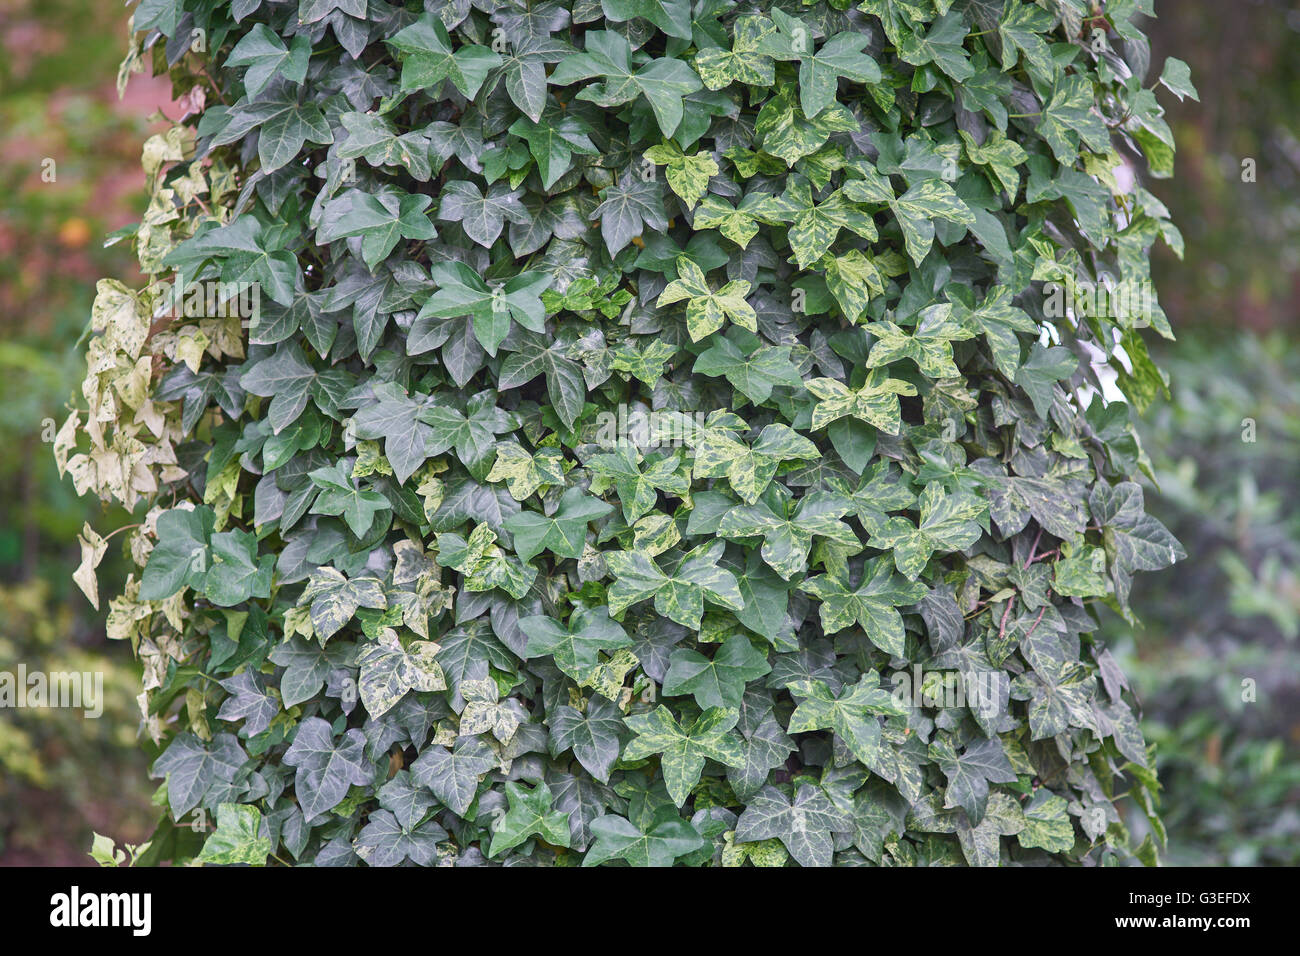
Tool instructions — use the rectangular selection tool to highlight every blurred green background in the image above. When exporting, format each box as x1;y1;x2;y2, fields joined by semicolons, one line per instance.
0;0;1296;865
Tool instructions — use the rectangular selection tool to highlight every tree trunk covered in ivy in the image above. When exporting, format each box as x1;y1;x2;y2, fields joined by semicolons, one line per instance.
61;0;1191;866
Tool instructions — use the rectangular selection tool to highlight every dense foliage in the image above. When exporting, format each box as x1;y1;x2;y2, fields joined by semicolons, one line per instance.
64;0;1192;866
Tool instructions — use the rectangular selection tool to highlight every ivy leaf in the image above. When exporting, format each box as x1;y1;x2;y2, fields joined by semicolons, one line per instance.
662;635;772;710
718;492;860;580
197;804;272;866
508;109;599;188
350;382;436;484
308;460;390;538
690;421;819;504
584;805;708;866
787;675;908;766
550;696;626;783
693;332;803;404
622;705;746;806
139;506;215;601
1014;344;1078;418
486;442;566;501
1017;791;1075;852
387;15;501;98
1090;481;1186;573
437;180;529;249
356;628;446;718
354;809;447;866
282;717;374;822
734;784;852;867
497;332;587;429
217;671;280;738
152;733;247;818
800;557;927;654
608;541;745;629
869;483;988;580
593;168;669;255
504;486;613;562
601;0;693;40
657;256;756;341
797;32;881;118
996;0;1056;84
317;188;437;271
587;446;690;525
409;736;497;817
644;140;719;210
488;781;572;856
887;180;976;265
1036;75;1109;164
419;390;516;480
520;606;633;681
214;89;334;172
806;369;918;436
894;11;973;82
227;25;311;97
240;342;316;433
694;15;780;90
552;30;702;136
929;736;1017;824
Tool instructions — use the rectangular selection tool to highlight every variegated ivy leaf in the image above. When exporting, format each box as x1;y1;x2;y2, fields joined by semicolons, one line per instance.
656;256;757;342
435;524;537;599
587;445;691;524
693;15;782;90
643;141;719;210
621;705;746;806
887;179;976;266
458;677;524;743
787;675;908;766
298;567;388;644
734;783;852;867
800;557;928;655
718;491;861;580
355;628;446;718
948;285;1037;378
197;804;272;866
519;606;634;682
690;420;819;504
610;338;678;385
870;483;989;580
488;780;572;856
607;540;745;630
865;304;976;379
826;461;917;535
486;442;567;501
806;369;918;436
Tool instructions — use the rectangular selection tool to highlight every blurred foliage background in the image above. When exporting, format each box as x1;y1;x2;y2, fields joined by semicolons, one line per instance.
0;0;1295;865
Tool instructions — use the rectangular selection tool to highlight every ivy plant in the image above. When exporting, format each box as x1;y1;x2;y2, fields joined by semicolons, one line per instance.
62;0;1191;866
